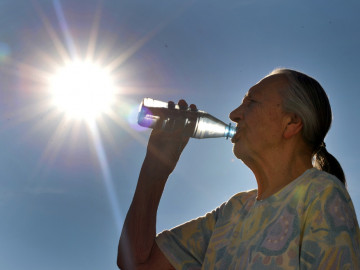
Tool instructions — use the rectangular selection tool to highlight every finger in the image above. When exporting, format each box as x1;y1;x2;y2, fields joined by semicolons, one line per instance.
168;100;175;109
189;104;197;111
178;99;188;110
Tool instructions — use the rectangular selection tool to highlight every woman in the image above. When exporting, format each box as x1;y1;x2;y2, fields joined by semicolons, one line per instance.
118;69;360;269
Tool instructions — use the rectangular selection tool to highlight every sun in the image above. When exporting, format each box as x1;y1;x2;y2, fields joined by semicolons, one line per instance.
48;60;118;121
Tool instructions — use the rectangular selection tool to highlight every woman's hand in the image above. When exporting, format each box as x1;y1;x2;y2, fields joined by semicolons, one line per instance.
145;99;196;175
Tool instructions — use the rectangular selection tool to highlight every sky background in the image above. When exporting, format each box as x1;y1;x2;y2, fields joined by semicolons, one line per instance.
1;0;359;269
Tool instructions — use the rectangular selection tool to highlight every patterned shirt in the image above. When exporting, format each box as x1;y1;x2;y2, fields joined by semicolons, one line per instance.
156;168;360;269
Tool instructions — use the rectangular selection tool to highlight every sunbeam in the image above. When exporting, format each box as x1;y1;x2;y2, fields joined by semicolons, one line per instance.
88;119;123;231
86;1;103;61
33;0;70;65
52;0;77;58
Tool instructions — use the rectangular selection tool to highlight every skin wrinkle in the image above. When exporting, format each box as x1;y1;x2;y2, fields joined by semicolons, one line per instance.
230;74;312;200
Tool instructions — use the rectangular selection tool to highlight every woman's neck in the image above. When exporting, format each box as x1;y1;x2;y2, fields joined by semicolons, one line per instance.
248;148;313;201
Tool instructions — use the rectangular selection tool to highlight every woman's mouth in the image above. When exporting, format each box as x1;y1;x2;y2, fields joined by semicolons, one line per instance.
231;131;240;143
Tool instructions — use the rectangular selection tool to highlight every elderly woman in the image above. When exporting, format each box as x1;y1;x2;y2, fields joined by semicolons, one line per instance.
117;69;360;269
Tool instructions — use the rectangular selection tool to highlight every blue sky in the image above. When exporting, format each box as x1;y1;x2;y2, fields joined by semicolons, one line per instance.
1;0;359;269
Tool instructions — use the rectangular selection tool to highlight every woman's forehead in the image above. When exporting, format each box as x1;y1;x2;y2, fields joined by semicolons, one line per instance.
248;74;289;97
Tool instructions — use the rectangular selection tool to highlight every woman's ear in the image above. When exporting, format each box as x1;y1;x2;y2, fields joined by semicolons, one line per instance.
283;113;303;139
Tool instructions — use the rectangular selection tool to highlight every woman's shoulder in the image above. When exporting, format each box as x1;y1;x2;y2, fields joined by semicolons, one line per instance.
300;168;347;195
293;168;352;210
230;189;258;203
219;189;258;213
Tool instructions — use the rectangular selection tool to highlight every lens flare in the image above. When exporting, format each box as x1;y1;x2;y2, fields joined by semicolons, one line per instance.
0;42;11;63
127;104;148;132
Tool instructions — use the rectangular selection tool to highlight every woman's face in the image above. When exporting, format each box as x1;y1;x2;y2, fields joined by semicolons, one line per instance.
229;74;290;163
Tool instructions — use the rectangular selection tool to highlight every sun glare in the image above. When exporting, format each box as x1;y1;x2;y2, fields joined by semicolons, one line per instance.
49;60;117;121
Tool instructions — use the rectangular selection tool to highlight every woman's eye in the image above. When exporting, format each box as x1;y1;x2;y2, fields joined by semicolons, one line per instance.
242;96;257;106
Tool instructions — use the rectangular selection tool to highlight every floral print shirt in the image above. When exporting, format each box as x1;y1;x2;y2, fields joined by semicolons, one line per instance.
156;168;360;269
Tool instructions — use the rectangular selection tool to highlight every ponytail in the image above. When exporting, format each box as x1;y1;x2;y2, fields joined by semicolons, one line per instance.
314;144;346;187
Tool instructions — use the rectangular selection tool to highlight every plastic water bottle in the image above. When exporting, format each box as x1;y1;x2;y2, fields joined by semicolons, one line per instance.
137;98;236;139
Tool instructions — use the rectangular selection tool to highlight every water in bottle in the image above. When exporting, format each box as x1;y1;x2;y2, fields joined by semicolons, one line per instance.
137;98;236;139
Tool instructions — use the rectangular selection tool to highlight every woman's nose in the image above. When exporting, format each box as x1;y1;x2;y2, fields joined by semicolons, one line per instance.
229;105;242;122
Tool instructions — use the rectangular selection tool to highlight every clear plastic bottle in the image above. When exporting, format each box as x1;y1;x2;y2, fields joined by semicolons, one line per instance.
137;98;236;139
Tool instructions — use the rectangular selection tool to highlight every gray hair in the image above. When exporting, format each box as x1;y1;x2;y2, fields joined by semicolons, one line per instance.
270;68;331;148
270;68;346;186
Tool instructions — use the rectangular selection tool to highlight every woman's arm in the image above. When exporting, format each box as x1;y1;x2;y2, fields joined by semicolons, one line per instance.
118;100;192;269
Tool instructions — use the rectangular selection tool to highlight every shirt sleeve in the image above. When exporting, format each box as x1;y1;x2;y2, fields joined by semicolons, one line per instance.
300;184;360;269
155;203;225;270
